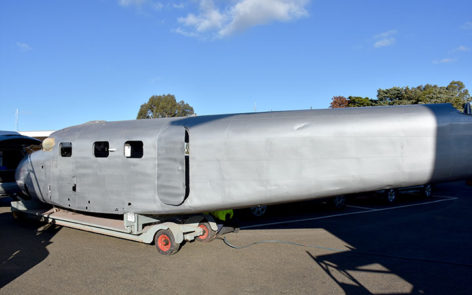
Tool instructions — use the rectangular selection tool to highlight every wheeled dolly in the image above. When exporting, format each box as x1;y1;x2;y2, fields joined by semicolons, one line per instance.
11;200;219;255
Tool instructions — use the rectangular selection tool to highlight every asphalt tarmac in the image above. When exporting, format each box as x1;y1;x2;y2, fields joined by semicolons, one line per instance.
1;181;471;295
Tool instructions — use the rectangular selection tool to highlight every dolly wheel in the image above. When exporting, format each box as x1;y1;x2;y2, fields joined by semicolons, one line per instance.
385;189;397;204
196;222;216;242
154;229;180;255
332;195;346;209
11;211;25;221
423;184;432;198
250;205;268;217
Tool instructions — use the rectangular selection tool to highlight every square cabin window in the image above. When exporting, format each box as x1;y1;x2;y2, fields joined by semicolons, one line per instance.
60;142;72;157
124;141;143;158
94;141;109;158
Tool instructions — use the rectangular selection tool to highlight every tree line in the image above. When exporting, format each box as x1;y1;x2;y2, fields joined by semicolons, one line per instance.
136;81;471;119
330;81;471;110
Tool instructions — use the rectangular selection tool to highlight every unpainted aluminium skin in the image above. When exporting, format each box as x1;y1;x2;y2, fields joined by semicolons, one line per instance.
14;104;472;215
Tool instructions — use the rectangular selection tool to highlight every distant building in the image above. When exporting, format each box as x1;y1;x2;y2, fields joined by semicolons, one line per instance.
19;130;54;142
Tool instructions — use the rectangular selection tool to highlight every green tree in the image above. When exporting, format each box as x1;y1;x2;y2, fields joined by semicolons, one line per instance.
377;87;411;105
445;80;471;108
347;96;377;107
137;94;195;119
330;81;470;110
376;81;471;110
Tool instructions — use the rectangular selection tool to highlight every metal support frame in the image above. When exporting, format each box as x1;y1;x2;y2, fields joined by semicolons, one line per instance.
124;212;161;234
10;200;217;245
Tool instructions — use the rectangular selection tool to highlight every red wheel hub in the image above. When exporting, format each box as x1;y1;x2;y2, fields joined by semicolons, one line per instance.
157;234;171;252
199;224;209;240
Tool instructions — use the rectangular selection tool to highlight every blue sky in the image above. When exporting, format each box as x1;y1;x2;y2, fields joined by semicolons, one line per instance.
1;0;471;131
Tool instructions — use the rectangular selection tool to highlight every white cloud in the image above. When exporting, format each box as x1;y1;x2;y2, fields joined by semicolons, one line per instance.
176;0;309;38
462;21;472;30
178;0;225;33
433;58;456;64
220;0;309;36
119;0;163;10
173;27;199;38
16;42;32;52
454;45;470;52
152;2;163;10
374;38;395;48
173;3;185;9
373;30;397;48
445;45;469;56
119;0;147;7
374;30;397;39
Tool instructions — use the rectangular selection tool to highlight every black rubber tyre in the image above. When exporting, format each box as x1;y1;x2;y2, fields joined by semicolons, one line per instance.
196;222;216;242
331;195;346;209
154;229;180;255
249;205;268;217
385;189;397;204
423;184;432;198
11;211;25;221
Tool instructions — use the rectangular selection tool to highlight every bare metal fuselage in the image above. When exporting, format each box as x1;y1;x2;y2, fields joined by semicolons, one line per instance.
15;104;472;215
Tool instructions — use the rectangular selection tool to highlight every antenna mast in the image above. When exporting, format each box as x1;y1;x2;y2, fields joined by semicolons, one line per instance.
15;108;19;131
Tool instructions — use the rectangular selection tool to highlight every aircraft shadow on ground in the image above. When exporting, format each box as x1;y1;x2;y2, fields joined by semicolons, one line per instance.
236;182;472;295
0;197;61;288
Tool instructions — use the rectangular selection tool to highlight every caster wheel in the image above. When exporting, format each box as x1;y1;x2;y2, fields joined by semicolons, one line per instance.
249;205;267;217
332;195;346;209
385;189;397;204
12;211;25;221
154;229;180;255
196;222;216;242
423;184;432;198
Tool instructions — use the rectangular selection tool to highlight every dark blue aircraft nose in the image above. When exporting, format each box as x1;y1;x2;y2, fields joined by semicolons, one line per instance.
15;156;33;199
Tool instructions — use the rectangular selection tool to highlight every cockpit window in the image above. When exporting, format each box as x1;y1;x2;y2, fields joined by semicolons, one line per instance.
60;142;72;157
94;141;109;158
124;141;143;158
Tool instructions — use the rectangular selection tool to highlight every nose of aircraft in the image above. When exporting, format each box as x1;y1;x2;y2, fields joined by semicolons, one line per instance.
15;156;32;199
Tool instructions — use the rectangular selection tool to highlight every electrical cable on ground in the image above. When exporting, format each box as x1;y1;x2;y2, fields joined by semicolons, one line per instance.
219;236;342;252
